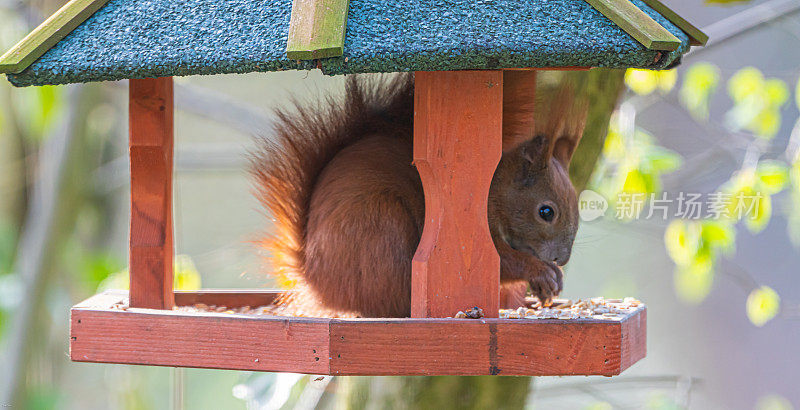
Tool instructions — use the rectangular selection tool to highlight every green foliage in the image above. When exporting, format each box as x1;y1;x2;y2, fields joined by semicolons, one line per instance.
746;286;781;326
680;63;720;120
98;254;202;292
592;115;682;219
663;61;799;324
624;68;677;96
24;385;62;410
725;67;789;140
17;85;64;140
665;219;734;303
81;251;124;292
716;160;788;234
0;220;16;275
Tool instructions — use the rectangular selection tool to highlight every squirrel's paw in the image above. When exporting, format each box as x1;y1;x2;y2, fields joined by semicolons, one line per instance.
528;261;563;305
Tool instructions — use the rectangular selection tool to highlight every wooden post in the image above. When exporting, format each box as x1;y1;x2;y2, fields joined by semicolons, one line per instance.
128;77;174;309
411;71;503;318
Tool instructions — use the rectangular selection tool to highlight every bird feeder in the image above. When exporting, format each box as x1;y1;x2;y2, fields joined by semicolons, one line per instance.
1;0;705;376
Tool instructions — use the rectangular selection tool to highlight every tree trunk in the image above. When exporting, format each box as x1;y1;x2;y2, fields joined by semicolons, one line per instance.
334;68;625;408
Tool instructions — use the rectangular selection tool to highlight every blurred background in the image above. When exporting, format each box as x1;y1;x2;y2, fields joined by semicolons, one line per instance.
0;0;798;409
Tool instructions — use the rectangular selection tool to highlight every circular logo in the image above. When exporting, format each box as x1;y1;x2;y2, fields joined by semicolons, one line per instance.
578;189;608;222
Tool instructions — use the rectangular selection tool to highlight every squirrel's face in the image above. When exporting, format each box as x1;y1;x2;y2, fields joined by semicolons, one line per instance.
490;136;580;266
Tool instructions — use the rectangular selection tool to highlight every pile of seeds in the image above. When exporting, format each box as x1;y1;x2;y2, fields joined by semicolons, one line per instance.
495;297;643;320
173;304;277;315
450;297;643;320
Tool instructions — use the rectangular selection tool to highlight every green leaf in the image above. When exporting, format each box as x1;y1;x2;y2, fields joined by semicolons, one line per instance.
80;252;124;292
701;220;735;254
98;254;202;292
644;146;683;173
680;63;719;120
622;168;657;195
746;286;780;326
602;129;625;160
764;79;789;108
174;254;202;291
674;261;714;304
744;193;771;233
728;67;764;103
657;69;678;93
753;108;781;140
665;220;701;266
625;69;659;96
756;160;789;194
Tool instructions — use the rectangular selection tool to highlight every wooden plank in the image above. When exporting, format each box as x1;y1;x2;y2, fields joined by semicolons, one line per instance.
584;0;682;51
640;0;708;46
0;0;109;74
496;321;623;375
71;309;331;373
620;308;647;371
329;320;491;375
70;291;646;375
411;71;503;319
286;0;350;60
174;290;282;308
129;78;175;310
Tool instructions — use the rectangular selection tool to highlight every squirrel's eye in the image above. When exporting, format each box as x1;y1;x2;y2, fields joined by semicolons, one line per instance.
538;205;555;222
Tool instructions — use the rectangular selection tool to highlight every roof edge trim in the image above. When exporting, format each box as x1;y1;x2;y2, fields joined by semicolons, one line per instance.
0;0;109;74
640;0;708;46
585;0;682;51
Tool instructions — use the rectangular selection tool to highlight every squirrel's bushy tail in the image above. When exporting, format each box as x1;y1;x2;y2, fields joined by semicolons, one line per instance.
249;74;413;315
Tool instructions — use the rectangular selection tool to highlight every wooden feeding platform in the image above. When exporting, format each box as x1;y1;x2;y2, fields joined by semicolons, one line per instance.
71;290;646;376
1;0;706;379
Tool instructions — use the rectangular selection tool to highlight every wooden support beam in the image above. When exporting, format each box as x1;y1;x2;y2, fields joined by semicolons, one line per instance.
0;0;109;74
411;71;503;319
128;77;174;309
286;0;350;60
584;0;682;51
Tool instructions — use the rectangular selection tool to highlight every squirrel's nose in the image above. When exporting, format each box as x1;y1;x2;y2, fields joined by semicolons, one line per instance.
552;249;571;266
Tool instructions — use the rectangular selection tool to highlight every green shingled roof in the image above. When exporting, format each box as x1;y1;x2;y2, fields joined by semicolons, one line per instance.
2;0;705;87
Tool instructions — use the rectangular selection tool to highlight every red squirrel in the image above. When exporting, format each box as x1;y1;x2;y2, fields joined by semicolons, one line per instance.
250;74;587;317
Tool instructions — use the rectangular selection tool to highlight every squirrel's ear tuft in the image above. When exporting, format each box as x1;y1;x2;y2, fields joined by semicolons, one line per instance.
535;84;588;167
520;135;549;165
502;71;537;153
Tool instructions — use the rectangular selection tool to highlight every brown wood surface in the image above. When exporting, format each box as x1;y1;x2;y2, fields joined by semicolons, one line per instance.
70;291;645;376
329;320;491;375
411;71;503;319
496;321;622;375
174;290;282;308
129;78;175;309
71;307;330;374
620;307;647;371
